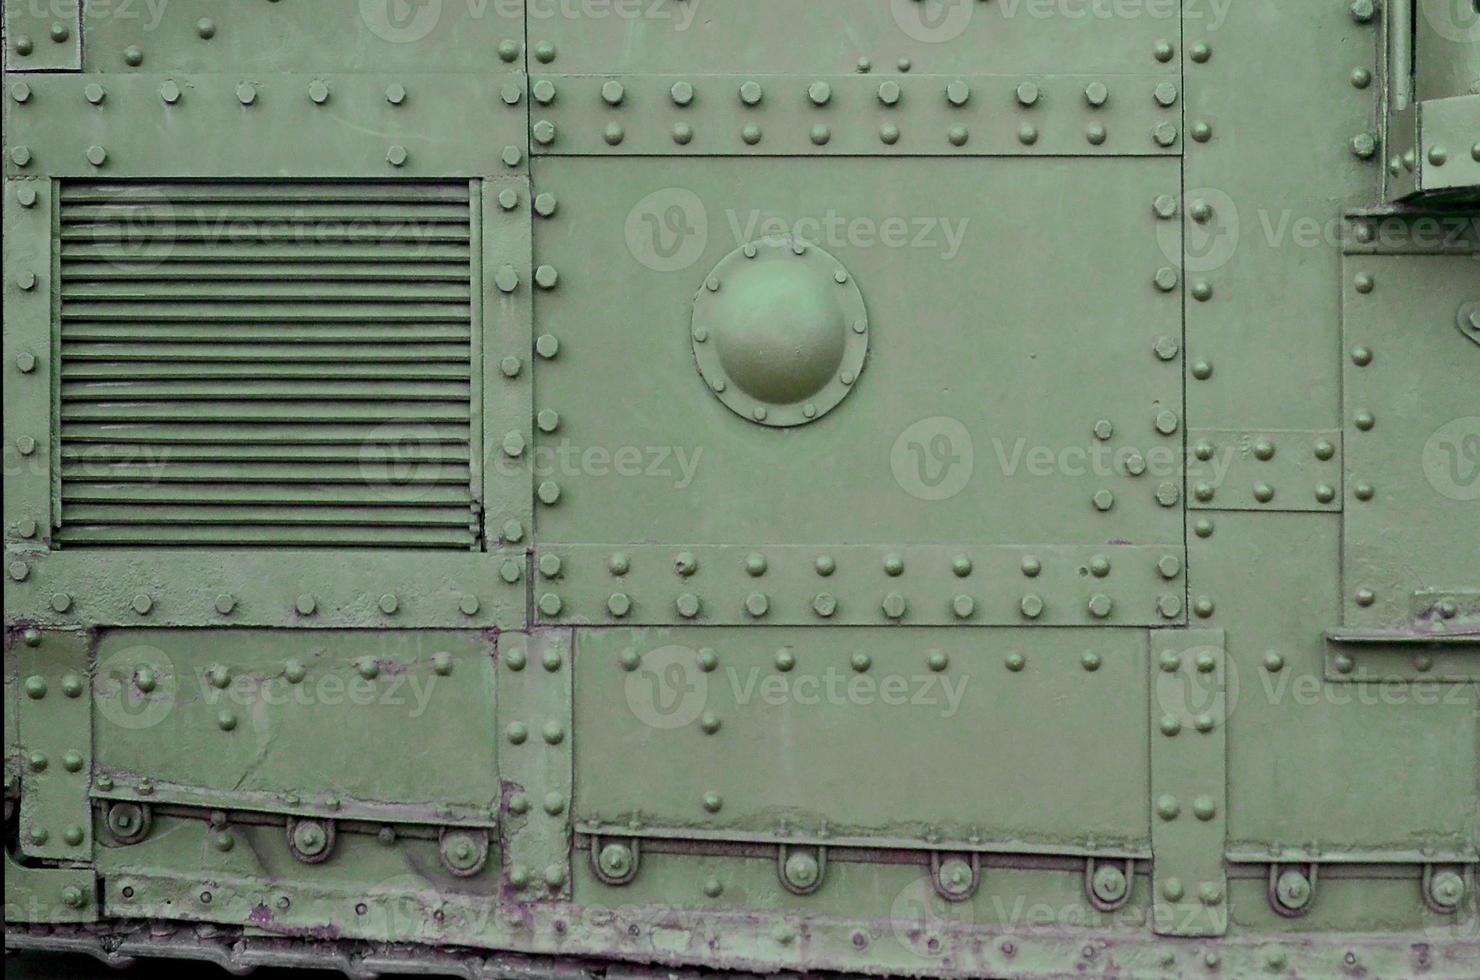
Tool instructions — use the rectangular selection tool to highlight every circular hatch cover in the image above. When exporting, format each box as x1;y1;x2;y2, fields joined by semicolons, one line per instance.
690;236;868;427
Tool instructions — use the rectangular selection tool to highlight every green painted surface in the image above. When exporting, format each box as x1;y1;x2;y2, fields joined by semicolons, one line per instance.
2;1;1477;977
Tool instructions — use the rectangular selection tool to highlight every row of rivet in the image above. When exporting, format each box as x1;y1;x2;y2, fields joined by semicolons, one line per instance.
1190;436;1342;506
2;580;485;618
551;77;1172;110
1347;271;1382;612
540;590;1184;622
578;550;1180;579
531;118;1179;149
6;78;526;171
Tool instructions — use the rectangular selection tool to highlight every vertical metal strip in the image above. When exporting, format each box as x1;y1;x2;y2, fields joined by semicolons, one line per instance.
1389;0;1414;111
481;166;534;607
1149;627;1229;937
468;179;485;550
495;629;573;900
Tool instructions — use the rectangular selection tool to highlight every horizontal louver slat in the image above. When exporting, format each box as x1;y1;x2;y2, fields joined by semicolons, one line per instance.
57;181;478;550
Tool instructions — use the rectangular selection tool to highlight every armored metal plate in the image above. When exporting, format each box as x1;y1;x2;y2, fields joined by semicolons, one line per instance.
1148;628;1227;936
532;157;1185;624
573;627;1151;852
527;1;1182;77
15;629;93;862
1342;249;1478;636
3;73;524;179
4;0;80;71
4;0;1480;976
91;629;499;825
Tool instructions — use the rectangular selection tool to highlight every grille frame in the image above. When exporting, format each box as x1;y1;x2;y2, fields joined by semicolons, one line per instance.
53;180;482;551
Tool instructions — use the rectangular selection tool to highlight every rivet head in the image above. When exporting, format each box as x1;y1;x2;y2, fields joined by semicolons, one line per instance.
534;40;556;63
123;45;144;67
196;18;217;39
308;80;329;104
702;792;723;813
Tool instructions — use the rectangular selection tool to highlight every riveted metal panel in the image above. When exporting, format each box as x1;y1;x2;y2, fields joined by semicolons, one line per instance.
4;1;1480;976
496;629;574;900
91;629;499;825
527;0;1182;77
15;628;93;862
1341;246;1478;638
529;73;1183;157
77;0;527;75
1148;628;1226;937
3;73;523;179
4;0;80;72
531;157;1185;627
4;550;523;629
3;178;53;550
573;627;1151;851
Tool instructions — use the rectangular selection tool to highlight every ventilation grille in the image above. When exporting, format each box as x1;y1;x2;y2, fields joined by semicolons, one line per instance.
56;181;478;549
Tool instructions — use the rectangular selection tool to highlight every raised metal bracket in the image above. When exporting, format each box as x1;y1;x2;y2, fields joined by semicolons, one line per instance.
778;844;826;896
589;834;641;886
930;851;982;903
1085;856;1134;913
1423;863;1471;915
1268;863;1319;918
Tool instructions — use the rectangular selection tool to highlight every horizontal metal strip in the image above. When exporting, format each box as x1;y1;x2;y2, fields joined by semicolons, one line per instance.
59;422;469;445
60;228;471;244
60;461;472;484
60;307;471;322
60;182;473;204
60;341;470;363
59;261;472;283
60;363;471;381
61;443;470;463
61;503;474;526
54;525;474;547
60;402;470;422
61;326;472;343
60;244;473;262
61;283;473;302
61;204;470;223
60;381;471;402
61;482;472;505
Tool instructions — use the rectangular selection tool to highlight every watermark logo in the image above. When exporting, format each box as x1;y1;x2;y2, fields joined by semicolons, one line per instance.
891;0;975;42
892;417;974;501
92;185;177;273
1154;643;1240;723
359;0;443;43
729;210;968;261
1423;417;1480;501
1421;0;1480;42
1158;187;1240;273
889;874;975;957
93;644;177;730
624;644;709;729
625;188;709;272
359;422;456;503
